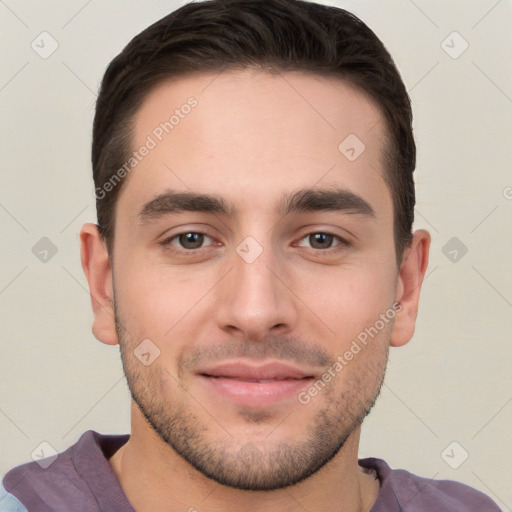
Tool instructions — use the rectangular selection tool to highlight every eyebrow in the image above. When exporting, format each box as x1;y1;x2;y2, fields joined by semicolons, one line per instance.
138;187;376;223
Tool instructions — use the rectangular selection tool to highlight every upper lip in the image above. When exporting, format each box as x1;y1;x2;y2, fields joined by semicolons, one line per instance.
198;361;314;380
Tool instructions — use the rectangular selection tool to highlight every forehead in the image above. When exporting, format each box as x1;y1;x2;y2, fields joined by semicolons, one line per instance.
119;68;391;222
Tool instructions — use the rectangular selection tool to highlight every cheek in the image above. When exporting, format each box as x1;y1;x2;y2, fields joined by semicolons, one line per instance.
114;254;215;343
293;261;397;343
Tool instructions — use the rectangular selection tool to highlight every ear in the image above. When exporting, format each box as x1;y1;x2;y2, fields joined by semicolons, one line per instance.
391;229;431;347
80;223;119;345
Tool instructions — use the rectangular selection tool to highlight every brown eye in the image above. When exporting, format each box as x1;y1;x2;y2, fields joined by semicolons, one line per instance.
177;232;205;249
308;233;335;249
162;232;214;252
296;232;350;254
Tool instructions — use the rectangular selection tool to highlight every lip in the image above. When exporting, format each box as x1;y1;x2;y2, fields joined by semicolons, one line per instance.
198;361;313;380
196;361;315;408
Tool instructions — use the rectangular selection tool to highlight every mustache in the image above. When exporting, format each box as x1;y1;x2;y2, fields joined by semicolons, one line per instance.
178;335;333;372
113;304;334;371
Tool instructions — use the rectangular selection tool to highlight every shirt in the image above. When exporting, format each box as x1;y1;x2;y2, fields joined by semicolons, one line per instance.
0;430;501;511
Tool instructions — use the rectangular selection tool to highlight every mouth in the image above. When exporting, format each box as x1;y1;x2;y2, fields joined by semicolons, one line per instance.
196;361;316;407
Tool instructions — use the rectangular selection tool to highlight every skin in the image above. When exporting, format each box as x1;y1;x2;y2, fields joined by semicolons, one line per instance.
80;68;430;512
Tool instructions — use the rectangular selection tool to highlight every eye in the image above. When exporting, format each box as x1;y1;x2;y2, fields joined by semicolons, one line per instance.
162;232;214;251
296;232;349;252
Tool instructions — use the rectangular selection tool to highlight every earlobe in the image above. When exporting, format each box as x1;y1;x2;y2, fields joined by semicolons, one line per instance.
79;223;119;345
390;229;431;347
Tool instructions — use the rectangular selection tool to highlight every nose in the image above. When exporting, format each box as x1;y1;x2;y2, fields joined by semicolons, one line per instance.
214;238;299;341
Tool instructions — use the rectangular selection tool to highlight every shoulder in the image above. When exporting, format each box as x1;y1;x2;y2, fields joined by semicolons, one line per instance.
1;430;128;512
360;457;502;511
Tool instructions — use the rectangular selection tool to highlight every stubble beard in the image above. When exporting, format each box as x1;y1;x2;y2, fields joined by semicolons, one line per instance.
114;308;389;491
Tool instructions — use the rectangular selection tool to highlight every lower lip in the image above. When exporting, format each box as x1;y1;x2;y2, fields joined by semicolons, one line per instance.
198;375;313;407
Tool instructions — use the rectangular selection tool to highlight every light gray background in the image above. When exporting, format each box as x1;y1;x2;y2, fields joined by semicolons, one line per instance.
1;0;511;508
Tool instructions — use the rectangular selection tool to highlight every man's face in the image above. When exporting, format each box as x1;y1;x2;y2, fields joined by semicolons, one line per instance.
111;69;399;490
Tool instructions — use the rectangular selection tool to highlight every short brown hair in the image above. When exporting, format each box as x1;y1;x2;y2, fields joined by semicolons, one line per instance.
92;0;416;264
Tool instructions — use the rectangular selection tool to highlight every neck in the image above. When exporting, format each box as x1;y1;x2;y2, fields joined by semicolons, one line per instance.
109;405;379;512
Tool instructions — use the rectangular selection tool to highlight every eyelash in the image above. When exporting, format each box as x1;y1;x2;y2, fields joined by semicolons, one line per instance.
160;230;351;256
